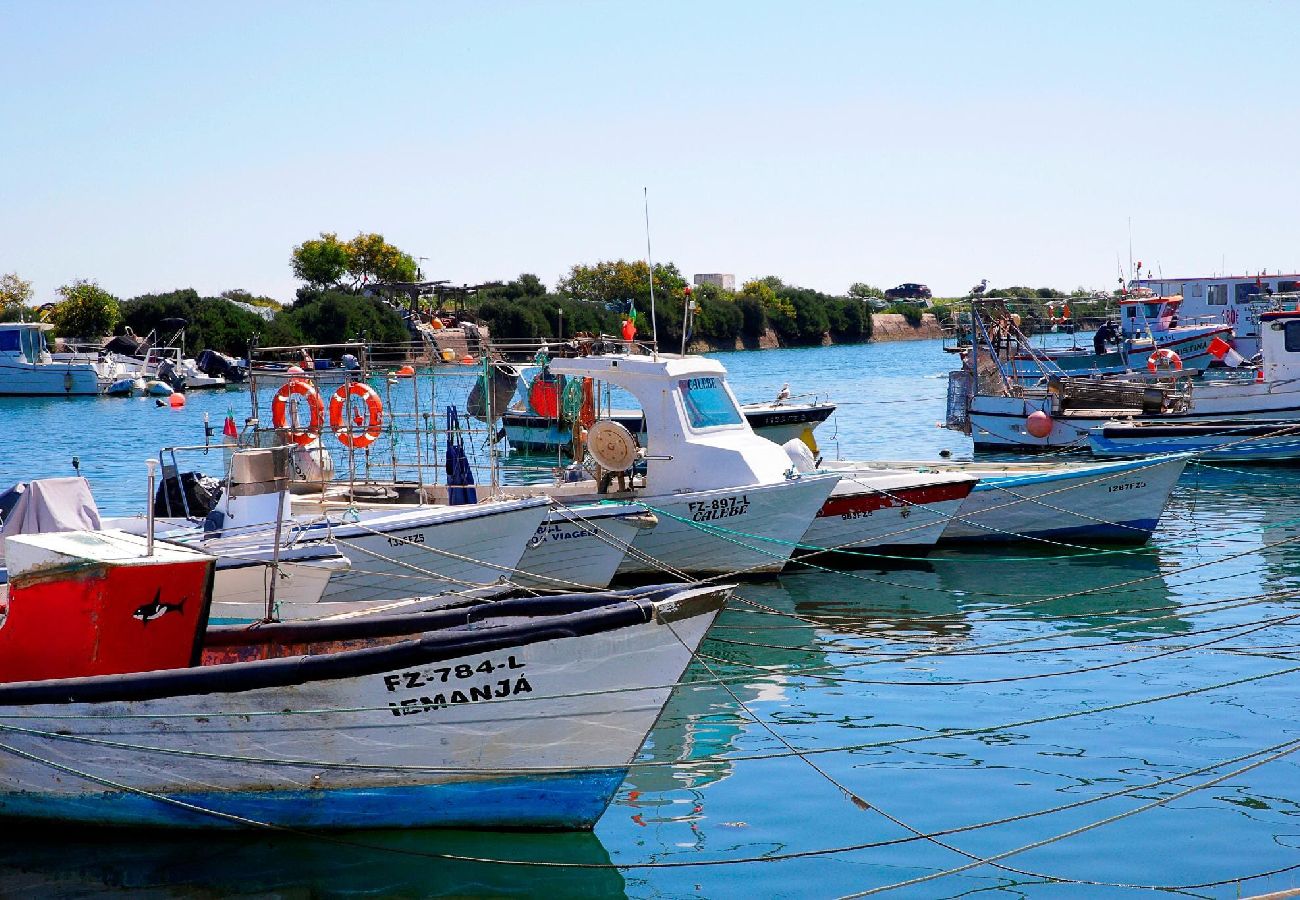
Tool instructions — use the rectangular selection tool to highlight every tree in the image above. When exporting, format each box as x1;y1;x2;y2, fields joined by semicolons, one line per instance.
50;280;121;338
345;233;418;286
290;233;351;288
847;282;885;301
0;272;33;315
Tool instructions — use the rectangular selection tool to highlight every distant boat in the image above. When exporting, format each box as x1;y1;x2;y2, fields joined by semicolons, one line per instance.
0;322;127;396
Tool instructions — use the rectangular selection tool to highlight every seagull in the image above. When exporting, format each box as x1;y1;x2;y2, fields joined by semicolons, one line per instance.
776;383;791;403
970;278;988;297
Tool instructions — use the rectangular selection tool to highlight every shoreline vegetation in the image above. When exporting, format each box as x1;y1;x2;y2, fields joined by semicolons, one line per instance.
0;233;1119;355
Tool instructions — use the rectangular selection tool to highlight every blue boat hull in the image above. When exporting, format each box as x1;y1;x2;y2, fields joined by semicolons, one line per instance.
0;768;629;830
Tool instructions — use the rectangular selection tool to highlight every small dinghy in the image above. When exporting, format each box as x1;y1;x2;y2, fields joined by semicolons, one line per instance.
0;527;728;831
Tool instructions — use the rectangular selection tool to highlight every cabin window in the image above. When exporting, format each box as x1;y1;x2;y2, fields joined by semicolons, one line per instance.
677;376;743;429
0;331;18;353
20;329;44;363
1285;321;1300;352
1207;285;1227;305
1280;280;1300;294
1236;283;1263;304
1125;306;1137;319
1188;283;1203;297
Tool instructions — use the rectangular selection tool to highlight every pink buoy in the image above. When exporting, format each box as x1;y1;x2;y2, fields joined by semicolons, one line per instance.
1025;410;1052;438
286;365;304;375
168;392;186;408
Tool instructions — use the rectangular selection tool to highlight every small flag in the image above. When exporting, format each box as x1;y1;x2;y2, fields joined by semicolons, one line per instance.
1207;336;1245;368
222;407;238;438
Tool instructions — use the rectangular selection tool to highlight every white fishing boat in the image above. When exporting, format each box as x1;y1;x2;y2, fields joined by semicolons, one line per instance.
950;303;1300;450
828;454;1189;544
781;440;979;552
0;527;728;831
502;352;841;577
0;323;128;396
1088;419;1300;462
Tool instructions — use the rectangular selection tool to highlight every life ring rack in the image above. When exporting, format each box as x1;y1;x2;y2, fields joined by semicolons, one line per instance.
329;382;385;449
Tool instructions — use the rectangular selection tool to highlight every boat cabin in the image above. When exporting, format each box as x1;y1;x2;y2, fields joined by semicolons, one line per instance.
547;353;799;494
1133;273;1300;356
0;322;54;365
1257;309;1300;384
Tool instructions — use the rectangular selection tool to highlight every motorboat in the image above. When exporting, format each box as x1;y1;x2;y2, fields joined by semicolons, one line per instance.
1089;419;1300;462
818;454;1189;544
0;526;729;831
0;322;129;396
497;352;841;577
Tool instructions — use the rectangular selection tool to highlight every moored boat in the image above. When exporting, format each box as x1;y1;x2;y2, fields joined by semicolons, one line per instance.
820;454;1188;544
1088;419;1300;462
0;528;730;831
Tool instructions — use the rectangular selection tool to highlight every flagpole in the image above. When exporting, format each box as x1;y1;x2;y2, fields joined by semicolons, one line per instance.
644;187;658;354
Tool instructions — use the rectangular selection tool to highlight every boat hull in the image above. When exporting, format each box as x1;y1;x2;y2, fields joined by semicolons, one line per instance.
1089;421;1300;462
612;475;839;577
0;588;724;830
314;499;550;603
798;477;974;552
512;505;650;591
940;455;1188;543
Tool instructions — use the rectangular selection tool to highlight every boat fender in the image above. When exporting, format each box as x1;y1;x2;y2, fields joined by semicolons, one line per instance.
1025;410;1053;438
1147;348;1183;373
271;379;325;447
328;383;384;449
782;438;818;473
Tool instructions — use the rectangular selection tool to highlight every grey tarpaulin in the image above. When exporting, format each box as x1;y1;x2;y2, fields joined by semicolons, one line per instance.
0;477;102;564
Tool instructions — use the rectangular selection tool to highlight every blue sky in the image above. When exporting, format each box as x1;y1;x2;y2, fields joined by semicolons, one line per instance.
2;1;1297;302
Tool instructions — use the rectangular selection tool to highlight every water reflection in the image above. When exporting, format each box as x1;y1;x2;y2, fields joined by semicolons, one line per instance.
0;826;623;898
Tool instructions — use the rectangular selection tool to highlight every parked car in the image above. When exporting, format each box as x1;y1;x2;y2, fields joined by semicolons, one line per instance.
885;283;932;300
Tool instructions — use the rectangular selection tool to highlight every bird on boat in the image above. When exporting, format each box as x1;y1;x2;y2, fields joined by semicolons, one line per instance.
970;278;988;297
776;383;791;403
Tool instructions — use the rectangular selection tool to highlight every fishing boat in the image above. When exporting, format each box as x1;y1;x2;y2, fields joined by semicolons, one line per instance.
998;295;1234;382
501;368;835;454
0;323;130;396
1088;419;1300;462
0;527;729;831
781;441;980;552
949;302;1300;450
814;454;1188;544
494;352;841;577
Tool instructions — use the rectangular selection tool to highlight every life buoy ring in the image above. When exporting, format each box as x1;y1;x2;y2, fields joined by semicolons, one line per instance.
1147;348;1183;373
329;383;384;449
271;379;325;446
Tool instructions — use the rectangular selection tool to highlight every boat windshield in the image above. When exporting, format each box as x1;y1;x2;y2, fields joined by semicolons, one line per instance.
21;328;46;363
677;376;743;429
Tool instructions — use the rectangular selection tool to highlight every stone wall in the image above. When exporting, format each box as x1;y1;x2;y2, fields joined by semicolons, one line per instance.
869;313;947;341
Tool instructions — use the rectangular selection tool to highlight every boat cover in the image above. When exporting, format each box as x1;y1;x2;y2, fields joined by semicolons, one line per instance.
0;477;102;564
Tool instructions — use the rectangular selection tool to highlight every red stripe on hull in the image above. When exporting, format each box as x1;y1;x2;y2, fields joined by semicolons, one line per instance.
817;481;973;518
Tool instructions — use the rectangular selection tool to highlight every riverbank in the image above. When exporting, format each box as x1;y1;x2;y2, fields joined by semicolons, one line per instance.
685;312;946;353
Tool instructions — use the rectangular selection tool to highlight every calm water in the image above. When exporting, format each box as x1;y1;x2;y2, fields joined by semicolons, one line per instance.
2;339;1299;898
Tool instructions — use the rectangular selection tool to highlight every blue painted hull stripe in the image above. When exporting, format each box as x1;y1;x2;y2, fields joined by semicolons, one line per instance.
943;518;1160;544
0;768;628;831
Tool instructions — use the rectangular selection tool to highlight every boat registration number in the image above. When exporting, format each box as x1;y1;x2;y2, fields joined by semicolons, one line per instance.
385;531;426;547
1106;481;1147;493
689;494;751;522
382;655;531;716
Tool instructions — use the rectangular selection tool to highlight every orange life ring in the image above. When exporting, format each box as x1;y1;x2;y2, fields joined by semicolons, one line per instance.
1147;348;1183;373
271;379;325;446
329;382;384;449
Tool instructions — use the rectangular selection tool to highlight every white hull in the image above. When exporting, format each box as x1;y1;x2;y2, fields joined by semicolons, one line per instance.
0;360;112;396
207;556;351;622
610;476;838;576
512;505;651;591
314;499;550;602
0;587;725;830
799;471;975;551
942;456;1186;542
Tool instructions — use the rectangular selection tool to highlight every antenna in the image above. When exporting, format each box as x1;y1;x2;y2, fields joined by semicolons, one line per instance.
1127;216;1133;281
643;187;658;353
